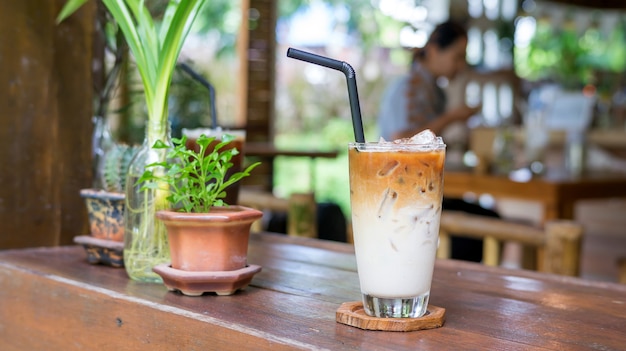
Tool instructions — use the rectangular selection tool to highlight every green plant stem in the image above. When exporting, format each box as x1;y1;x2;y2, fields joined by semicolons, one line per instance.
124;175;170;282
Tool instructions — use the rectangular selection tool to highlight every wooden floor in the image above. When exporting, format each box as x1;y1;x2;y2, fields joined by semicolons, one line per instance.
495;197;626;283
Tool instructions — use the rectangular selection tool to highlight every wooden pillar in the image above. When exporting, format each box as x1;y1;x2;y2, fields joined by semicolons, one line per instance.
618;257;626;284
239;0;277;192
0;1;95;248
287;193;317;238
241;0;276;143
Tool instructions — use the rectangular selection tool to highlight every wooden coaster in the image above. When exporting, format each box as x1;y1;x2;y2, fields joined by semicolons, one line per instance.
336;301;445;332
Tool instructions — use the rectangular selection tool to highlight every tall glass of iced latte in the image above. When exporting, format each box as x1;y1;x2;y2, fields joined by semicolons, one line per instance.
348;130;445;318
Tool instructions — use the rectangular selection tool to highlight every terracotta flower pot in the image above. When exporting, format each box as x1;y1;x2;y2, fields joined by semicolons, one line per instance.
156;206;263;272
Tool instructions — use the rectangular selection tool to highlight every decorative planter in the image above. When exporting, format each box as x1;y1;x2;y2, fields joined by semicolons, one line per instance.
80;188;126;241
73;235;124;267
75;188;125;267
152;206;263;296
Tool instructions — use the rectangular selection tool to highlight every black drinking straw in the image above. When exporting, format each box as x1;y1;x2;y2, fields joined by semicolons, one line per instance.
178;63;218;129
286;48;366;143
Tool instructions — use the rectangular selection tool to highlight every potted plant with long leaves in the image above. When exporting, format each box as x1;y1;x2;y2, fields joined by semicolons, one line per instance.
140;133;262;296
58;0;208;282
57;1;137;266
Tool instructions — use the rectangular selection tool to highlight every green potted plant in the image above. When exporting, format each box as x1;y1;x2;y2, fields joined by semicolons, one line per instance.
140;133;262;296
58;1;137;267
76;143;139;267
58;0;208;282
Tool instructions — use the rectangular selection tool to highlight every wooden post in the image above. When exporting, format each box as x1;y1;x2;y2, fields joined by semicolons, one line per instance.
239;0;277;193
287;193;317;238
617;257;626;284
437;230;451;259
238;190;290;233
543;220;583;276
0;1;96;248
483;236;500;266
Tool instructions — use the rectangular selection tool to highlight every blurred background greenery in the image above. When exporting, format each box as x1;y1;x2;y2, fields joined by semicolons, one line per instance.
104;0;626;219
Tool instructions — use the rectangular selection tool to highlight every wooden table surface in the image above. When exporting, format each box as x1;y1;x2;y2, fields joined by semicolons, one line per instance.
444;170;626;221
1;232;625;350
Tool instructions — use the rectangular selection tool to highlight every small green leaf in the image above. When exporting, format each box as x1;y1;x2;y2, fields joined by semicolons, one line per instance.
152;140;170;149
221;134;235;143
136;170;155;183
196;134;216;149
172;136;184;145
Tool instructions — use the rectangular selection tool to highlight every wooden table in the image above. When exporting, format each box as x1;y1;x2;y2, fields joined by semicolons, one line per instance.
1;233;625;350
244;142;339;159
444;170;626;221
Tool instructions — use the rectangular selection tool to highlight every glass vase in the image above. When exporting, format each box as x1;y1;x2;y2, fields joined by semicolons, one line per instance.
491;125;516;175
123;125;173;283
91;115;114;189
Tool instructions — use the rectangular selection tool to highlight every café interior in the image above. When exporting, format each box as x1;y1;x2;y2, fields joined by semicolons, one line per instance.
1;0;625;349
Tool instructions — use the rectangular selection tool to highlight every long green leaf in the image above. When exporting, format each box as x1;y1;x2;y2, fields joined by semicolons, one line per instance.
126;0;159;87
56;0;89;23
58;0;206;141
102;0;155;112
159;0;181;44
152;0;205;128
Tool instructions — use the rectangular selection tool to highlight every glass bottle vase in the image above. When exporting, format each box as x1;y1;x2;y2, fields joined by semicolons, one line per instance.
91;115;114;189
123;126;173;283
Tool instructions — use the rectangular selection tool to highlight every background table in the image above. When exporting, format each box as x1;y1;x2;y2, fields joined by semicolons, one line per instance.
243;141;339;194
444;170;626;222
1;233;624;350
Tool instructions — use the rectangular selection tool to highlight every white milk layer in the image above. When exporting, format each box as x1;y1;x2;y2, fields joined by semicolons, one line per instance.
352;202;440;297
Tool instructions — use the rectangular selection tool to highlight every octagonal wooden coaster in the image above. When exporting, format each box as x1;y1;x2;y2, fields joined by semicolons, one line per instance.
336;301;445;332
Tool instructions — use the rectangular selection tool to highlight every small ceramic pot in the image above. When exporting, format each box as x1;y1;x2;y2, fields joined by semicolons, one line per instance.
80;188;126;241
156;206;263;272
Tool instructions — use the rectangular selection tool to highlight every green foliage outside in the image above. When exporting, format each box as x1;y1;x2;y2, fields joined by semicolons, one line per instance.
273;118;380;218
83;1;626;224
95;1;408;221
160;1;408;219
515;19;626;92
273;124;353;218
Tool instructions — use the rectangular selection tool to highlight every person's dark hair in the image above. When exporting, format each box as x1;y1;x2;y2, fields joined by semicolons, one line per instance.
413;20;467;61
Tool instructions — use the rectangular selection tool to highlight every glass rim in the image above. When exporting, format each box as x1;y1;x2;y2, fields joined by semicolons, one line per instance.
182;127;246;139
349;141;446;150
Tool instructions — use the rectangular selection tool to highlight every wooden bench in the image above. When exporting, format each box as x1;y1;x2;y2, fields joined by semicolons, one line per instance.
437;210;583;276
239;189;317;238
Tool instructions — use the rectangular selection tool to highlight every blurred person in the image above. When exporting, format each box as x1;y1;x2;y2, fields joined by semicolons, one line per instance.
378;20;480;141
378;20;496;263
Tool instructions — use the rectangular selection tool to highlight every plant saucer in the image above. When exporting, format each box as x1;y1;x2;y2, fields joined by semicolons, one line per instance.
152;263;262;296
74;235;124;267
